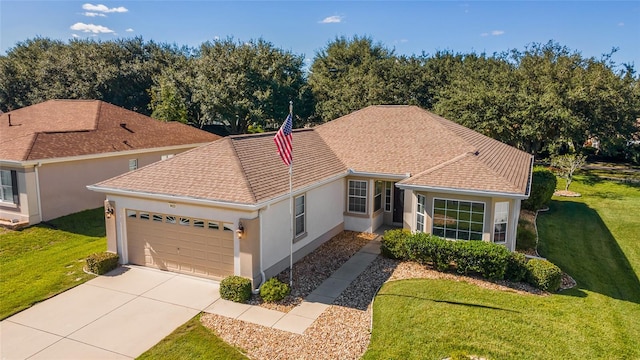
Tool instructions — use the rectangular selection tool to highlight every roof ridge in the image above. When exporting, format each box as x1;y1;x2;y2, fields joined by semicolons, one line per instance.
24;132;40;161
93;100;102;130
413;151;474;178
228;137;258;203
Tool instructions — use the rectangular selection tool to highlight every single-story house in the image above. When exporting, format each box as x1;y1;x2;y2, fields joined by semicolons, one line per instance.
0;99;219;226
89;105;533;285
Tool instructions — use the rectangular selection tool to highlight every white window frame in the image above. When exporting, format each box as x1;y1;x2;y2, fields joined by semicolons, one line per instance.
384;182;392;212
128;159;138;171
374;180;383;212
347;180;367;214
493;201;509;243
416;194;426;232
432;197;485;241
0;169;17;204
294;194;306;238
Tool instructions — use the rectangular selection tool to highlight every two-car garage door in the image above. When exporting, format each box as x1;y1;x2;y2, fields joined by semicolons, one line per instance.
126;210;234;280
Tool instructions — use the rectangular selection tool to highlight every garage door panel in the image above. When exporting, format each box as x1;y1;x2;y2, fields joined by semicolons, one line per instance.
127;212;234;280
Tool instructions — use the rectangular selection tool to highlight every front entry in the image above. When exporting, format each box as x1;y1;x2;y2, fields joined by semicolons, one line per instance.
393;186;404;224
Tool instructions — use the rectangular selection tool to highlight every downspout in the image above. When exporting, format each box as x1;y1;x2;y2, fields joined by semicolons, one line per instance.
252;207;267;294
34;163;43;223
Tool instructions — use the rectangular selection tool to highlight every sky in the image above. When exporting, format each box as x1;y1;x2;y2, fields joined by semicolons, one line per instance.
1;1;639;68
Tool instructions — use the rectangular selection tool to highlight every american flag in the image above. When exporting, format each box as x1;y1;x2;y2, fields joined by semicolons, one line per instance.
274;113;293;166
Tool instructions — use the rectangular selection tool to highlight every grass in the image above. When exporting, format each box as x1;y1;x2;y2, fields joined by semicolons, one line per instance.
0;208;106;319
137;314;248;360
364;175;640;359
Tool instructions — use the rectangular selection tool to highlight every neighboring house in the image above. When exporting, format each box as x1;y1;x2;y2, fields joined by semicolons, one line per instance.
0;100;219;226
89;105;533;285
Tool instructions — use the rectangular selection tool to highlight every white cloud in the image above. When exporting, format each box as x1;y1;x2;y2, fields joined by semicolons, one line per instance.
214;35;220;40
72;33;79;38
319;15;343;24
491;30;505;36
125;28;134;32
70;22;115;34
82;3;128;13
83;12;106;17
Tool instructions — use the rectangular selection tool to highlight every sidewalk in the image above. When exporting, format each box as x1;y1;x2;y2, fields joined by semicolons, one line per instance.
203;236;381;334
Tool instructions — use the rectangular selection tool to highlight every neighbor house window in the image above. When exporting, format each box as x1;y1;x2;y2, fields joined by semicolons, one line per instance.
416;194;426;232
493;202;509;243
0;169;18;204
384;182;392;212
129;159;138;171
348;180;367;213
161;154;174;160
432;198;485;241
374;181;383;212
295;195;306;237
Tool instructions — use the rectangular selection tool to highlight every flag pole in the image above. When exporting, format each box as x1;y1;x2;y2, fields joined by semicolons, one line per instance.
288;100;294;288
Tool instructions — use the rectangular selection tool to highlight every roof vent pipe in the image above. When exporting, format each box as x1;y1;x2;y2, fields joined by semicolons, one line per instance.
8;113;11;126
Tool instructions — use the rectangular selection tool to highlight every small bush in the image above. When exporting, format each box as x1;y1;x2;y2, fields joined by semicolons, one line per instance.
260;277;291;302
522;167;557;211
516;224;537;251
380;229;411;259
526;259;562;292
86;252;119;275
453;241;510;280
220;276;252;303
505;252;529;282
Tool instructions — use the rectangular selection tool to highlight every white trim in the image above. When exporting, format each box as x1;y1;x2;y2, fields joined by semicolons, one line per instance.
34;164;43;223
525;156;534;197
397;183;528;200
347;179;368;214
347;169;410;180
0;143;210;167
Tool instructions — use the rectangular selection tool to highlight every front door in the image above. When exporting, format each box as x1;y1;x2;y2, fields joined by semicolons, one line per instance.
393;185;404;224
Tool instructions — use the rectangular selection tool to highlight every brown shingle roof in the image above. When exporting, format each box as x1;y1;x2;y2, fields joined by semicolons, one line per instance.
0;100;219;161
93;105;532;204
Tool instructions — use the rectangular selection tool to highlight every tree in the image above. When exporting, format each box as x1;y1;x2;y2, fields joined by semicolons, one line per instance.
192;38;309;134
551;154;587;191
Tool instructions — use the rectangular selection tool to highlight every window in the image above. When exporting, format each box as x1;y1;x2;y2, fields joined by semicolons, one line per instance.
493;202;509;243
129;159;138;171
348;180;367;213
432;198;485;241
374;181;383;212
295;195;305;237
385;182;392;212
416;194;426;232
127;210;137;218
161;154;175;160
0;170;18;204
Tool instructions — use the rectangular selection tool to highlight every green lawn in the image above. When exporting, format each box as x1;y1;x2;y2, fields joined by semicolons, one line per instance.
137;314;248;360
364;176;640;359
0;208;106;319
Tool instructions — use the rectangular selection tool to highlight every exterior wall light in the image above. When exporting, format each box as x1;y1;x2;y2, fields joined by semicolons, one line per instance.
236;221;245;239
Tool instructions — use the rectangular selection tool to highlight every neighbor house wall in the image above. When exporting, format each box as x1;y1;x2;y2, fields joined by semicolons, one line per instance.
0;166;39;224
37;149;191;222
261;178;345;278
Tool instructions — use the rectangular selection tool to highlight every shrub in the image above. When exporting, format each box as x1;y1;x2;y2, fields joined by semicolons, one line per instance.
85;252;119;275
516;223;536;251
380;229;411;259
505;252;529;282
260;277;291;302
428;236;454;272
526;259;562;291
220;276;252;303
522;167;557;210
453;241;510;280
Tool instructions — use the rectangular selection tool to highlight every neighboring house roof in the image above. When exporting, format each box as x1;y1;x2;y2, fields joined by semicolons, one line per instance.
93;105;533;205
0;100;219;162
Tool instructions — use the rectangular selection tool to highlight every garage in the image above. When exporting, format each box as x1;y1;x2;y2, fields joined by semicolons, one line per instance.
125;210;234;279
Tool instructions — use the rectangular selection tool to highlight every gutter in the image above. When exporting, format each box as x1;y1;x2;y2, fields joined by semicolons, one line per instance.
395;183;529;200
252;208;267;294
34;163;43;223
347;169;410;180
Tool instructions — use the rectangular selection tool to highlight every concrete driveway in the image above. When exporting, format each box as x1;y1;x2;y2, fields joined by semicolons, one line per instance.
0;266;220;359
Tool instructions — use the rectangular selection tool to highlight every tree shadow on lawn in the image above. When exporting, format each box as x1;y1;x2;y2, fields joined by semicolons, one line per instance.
538;200;640;304
41;208;106;238
375;293;521;313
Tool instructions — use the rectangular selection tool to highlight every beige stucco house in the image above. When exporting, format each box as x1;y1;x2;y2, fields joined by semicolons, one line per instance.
0;99;219;226
89;105;533;286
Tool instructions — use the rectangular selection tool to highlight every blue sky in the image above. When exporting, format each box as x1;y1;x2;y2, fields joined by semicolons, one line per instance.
1;1;639;67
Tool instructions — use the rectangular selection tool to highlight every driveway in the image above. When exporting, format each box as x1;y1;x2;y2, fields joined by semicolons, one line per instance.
0;266;220;359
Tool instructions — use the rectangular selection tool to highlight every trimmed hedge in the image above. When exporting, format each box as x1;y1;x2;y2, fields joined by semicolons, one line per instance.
86;252;119;275
522;167;557;211
220;276;252;303
526;259;562;292
381;229;563;291
260;277;291;302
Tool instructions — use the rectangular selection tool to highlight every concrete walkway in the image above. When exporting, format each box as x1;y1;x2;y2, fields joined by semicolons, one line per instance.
203;237;381;334
0;236;382;359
